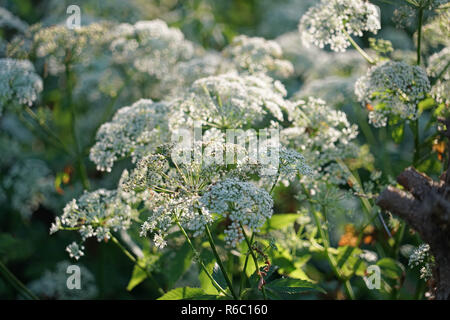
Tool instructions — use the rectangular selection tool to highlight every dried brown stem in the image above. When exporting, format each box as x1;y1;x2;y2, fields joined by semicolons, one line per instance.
376;118;450;300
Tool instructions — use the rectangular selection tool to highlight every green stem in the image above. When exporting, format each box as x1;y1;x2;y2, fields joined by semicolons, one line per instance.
204;224;239;299
240;225;267;300
239;233;253;297
175;220;231;298
65;61;90;190
394;222;406;258
269;169;281;195
412;119;420;167
0;260;39;300
345;31;376;65
416;8;424;66
109;233;165;296
311;210;355;300
24;106;74;156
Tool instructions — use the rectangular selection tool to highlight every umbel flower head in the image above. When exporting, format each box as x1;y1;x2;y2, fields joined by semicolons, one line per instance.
199;178;273;247
281;97;359;185
90;99;171;172
299;0;381;52
223;35;294;79
355;61;431;127
0;58;43;116
124;141;256;248
2;158;55;219
32;22;111;74
124;139;309;249
109;19;195;79
51;188;138;260
167;52;233;93
170;72;292;130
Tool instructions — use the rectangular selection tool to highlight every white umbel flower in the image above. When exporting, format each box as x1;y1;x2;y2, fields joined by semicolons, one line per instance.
281;97;359;185
0;58;43;115
3;158;54;219
65;242;85;260
54;189;137;258
299;0;380;52
90;99;170;172
170;72;292;130
355;61;431;127
200;178;273;247
110;19;194;79
223;35;294;79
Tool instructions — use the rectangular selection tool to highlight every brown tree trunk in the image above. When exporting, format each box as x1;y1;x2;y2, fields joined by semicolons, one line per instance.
376;118;450;300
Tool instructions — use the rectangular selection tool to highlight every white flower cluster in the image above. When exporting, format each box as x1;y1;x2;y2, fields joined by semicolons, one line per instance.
33;23;111;74
223;35;294;79
278;147;313;181
124;142;246;248
427;47;449;106
109;20;195;79
65;242;85;261
0;6;28;33
0;58;43;115
51;188;137;259
122;138;307;249
2;159;55;218
171;72;292;130
420;9;450;53
28;261;97;299
408;243;434;281
168;52;232;93
427;0;450;8
90;99;171;172
281;97;359;185
299;0;380;52
199;178;273;247
355;61;431;127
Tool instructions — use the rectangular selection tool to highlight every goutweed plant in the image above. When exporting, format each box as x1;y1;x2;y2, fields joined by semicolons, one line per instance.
0;0;449;300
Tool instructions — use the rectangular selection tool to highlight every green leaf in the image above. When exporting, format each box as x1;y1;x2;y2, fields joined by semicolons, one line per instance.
126;263;147;291
336;246;366;278
157;287;221;300
266;278;325;295
391;123;404;143
377;258;405;280
160;242;193;286
260;214;299;234
0;233;31;262
212;263;227;290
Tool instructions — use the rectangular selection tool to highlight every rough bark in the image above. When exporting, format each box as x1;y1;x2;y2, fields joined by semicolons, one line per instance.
376;117;450;300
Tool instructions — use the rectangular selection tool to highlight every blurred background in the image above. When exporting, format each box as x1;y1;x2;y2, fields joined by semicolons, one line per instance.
0;0;445;299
